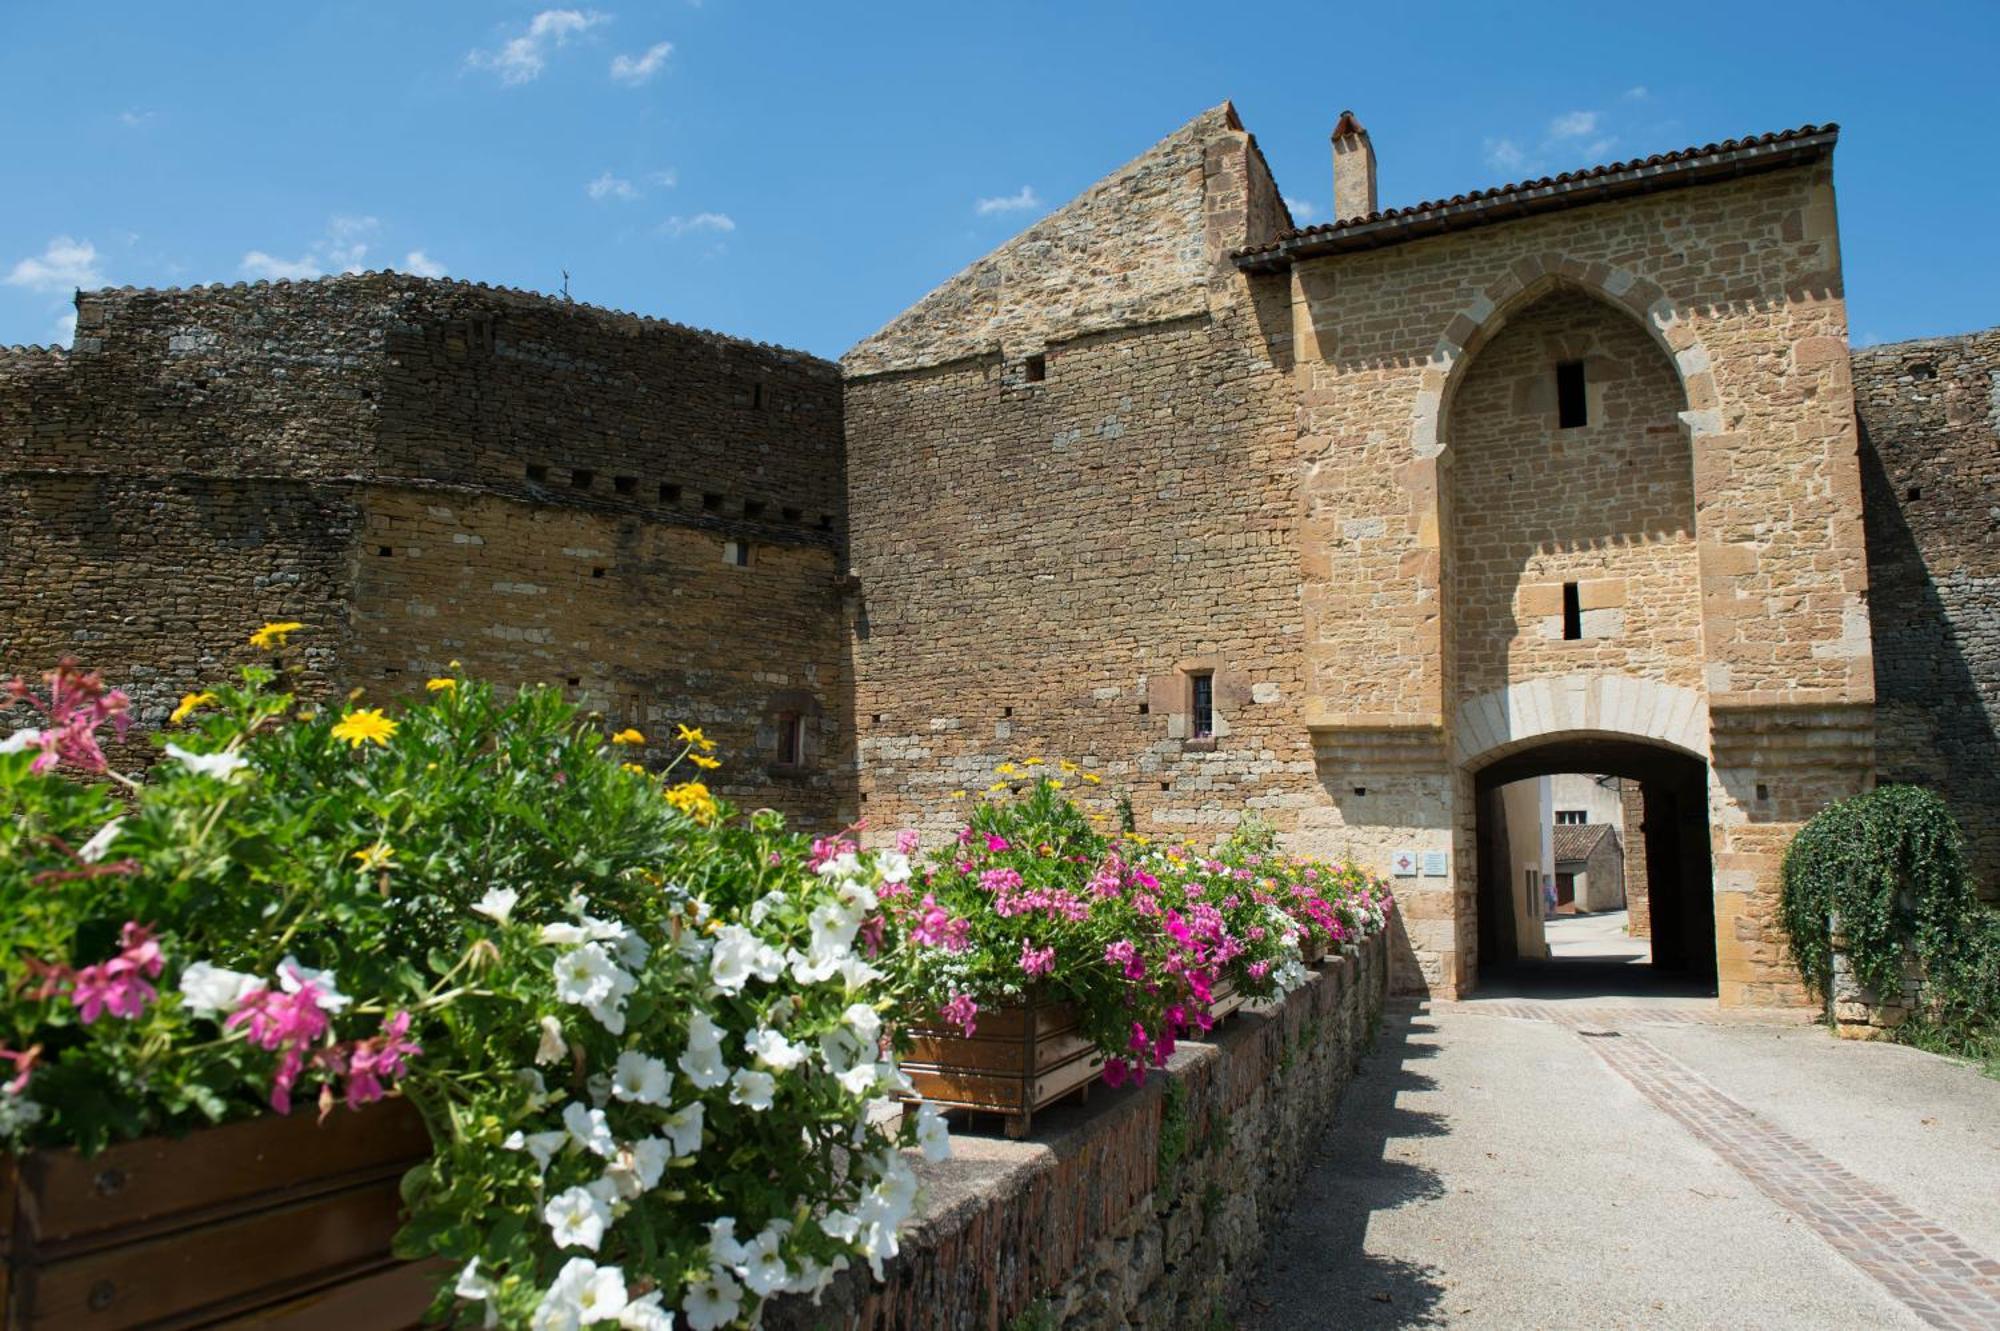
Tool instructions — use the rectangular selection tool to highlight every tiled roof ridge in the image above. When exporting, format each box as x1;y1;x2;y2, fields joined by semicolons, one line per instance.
72;270;835;366
1236;122;1836;261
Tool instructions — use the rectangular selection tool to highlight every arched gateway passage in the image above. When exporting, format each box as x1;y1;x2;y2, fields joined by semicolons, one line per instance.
1472;735;1716;992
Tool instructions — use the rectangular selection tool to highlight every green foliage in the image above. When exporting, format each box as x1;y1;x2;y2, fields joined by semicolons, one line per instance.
1156;1076;1191;1179
1779;786;1999;1032
1005;1298;1060;1331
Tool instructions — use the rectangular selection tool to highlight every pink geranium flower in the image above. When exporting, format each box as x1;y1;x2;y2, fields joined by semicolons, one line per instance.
939;992;978;1037
1018;939;1055;977
69;922;164;1024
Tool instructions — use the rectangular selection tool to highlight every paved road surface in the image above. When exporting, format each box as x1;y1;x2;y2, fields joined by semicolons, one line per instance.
1249;960;2000;1330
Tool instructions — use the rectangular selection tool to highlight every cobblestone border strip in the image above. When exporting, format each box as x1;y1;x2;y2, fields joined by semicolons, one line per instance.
1414;999;1801;1028
1570;1019;2000;1329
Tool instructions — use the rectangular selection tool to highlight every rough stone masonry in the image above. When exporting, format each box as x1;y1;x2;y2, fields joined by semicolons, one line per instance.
3;103;1995;1004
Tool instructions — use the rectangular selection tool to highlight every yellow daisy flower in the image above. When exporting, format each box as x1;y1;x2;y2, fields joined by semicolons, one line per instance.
425;677;457;693
352;841;396;872
621;762;650;776
1058;759;1079;773
1082;773;1103;785
169;691;215;725
675;724;717;753
664;780;719;823
611;728;646;745
248;621;305;650
994;762;1018;777
688;752;722;770
1023;757;1043;767
949;790;969;800
330;708;398;749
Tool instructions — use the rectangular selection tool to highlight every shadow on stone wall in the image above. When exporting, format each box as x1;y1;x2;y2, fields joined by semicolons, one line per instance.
1859;425;2000;898
1245;1006;1449;1329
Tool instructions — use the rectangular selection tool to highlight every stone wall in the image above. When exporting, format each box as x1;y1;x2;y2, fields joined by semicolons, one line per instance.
766;933;1388;1330
0;276;855;828
1621;782;1652;937
843;106;1309;847
1852;329;2000;900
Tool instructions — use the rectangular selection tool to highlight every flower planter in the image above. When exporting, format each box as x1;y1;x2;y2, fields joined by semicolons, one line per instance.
0;1100;436;1330
1207;978;1248;1024
901;1000;1102;1139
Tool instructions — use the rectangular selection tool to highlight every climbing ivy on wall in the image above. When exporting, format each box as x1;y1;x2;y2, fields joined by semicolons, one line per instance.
1779;785;1998;1024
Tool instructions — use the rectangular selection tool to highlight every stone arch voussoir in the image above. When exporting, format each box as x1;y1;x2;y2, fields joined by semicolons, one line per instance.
1454;674;1711;770
1410;254;1722;460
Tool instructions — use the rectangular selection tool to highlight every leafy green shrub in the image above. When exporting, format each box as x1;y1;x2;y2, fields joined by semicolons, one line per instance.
1779;785;1999;1035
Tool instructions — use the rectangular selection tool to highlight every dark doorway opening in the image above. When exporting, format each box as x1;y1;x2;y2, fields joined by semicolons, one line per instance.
1473;736;1716;997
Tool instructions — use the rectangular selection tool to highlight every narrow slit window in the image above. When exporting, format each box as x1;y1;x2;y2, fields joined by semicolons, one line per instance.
750;382;766;410
777;712;805;767
1190;672;1215;739
1562;582;1583;640
1556;360;1588;428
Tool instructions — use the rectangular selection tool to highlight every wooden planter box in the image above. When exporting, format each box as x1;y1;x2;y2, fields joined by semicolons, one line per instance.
1207;978;1247;1023
0;1100;438;1330
902;1001;1102;1139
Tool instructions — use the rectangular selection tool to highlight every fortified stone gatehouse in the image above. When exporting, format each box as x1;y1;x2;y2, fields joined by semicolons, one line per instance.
843;104;1872;1008
5;103;1996;1008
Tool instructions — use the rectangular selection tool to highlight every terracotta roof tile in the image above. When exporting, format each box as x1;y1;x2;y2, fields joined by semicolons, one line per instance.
1235;122;1837;268
1553;823;1616;863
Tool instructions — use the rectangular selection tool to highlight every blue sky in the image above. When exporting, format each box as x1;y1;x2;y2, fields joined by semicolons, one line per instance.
4;2;1996;356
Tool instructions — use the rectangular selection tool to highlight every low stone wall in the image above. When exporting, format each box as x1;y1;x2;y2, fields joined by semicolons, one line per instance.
769;932;1388;1330
1828;930;1922;1041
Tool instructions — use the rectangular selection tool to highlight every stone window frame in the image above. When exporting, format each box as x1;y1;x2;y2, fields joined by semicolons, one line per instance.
1151;655;1247;754
763;689;822;780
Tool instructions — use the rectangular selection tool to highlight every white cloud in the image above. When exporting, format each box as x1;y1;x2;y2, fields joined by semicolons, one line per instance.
1483;138;1527;173
587;171;639;201
50;311;77;346
1284;196;1319;222
240;250;323;281
1579;137;1618;162
1548;110;1600;140
239;216;389;281
659;212;735;237
468;9;608;86
401;250;447;278
5;236;104;292
974;186;1042;216
117;109;156;128
1624;85;1650;101
609;41;673;85
650;169;678;188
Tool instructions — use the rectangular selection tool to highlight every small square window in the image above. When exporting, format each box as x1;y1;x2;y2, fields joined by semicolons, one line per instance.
724;540;750;567
613;475;636;495
743;499;767;520
565;675;581;688
660;482;682;503
571;468;595;490
702;493;723;512
1556;361;1587;429
816;514;834;531
377;545;393;557
592;566;606;579
1023;353;1046;383
1138;702;1150;716
782;505;803;523
526;463;549;483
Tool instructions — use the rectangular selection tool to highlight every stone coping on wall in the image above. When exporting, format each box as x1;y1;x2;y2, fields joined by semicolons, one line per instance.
766;931;1389;1330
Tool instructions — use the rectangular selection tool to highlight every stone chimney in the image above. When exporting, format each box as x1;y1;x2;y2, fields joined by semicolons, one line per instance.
1331;110;1377;222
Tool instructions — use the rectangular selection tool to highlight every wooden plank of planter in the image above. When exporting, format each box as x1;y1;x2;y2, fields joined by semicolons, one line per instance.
900;1000;1104;1137
13;1178;407;1330
213;1257;445;1330
16;1100;429;1254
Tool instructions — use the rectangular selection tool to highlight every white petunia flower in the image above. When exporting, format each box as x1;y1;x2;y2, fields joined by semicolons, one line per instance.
537;1015;569;1065
815;851;863;880
563;1101;617;1158
743;1027;807;1071
709;925;783;994
662;1102;704;1158
748;890;788;926
738;1219;794;1298
617;1291;674;1330
806;903;861;961
473;887;519;923
842;1002;883;1046
678;1012;730;1089
838;956;885;990
729;1068;776;1111
602;1136;672;1199
77;816;125;864
553;944;626;1008
0;728;41;755
682;1267;742;1331
611;1051;672;1105
585;965;638;1035
707;1217;747;1266
164;742;249;781
505;1128;570;1173
178;961;261;1015
569;1259;629;1325
874;849;913;883
914;1102;952;1162
456;1258;500;1329
544;1185;612;1251
543;921;592;946
276;955;351;1010
837;1061;880;1097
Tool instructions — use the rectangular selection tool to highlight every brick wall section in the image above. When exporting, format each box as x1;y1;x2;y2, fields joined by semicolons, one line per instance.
1852;329;2000;900
1622;782;1652;936
0;277;854;828
765;934;1388;1331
